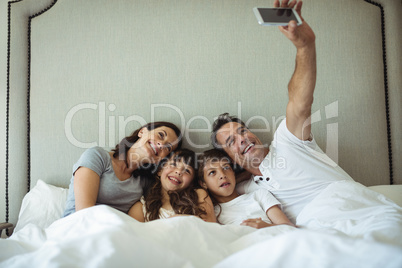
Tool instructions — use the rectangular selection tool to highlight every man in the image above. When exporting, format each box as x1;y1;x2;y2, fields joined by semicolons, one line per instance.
209;0;402;246
210;1;402;248
210;0;354;224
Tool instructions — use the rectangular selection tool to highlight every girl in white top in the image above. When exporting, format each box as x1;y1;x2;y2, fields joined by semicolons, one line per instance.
129;149;216;223
198;149;294;229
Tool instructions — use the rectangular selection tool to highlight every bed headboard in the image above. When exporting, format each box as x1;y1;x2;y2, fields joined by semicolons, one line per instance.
1;0;401;231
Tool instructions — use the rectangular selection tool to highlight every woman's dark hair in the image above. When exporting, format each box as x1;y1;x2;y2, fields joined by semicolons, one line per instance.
144;149;207;221
111;121;182;193
197;149;233;224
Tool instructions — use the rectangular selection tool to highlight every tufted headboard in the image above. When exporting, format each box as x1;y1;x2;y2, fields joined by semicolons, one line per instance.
1;0;401;232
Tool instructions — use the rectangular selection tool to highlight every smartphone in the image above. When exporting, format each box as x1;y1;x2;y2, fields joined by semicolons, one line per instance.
253;7;302;26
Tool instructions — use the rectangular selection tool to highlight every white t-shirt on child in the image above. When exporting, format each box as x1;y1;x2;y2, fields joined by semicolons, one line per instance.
215;189;281;225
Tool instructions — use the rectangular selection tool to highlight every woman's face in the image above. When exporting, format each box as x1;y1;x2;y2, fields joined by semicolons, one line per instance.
128;126;179;165
158;157;195;193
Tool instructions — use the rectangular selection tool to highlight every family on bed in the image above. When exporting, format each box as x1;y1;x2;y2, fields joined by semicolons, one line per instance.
62;1;400;238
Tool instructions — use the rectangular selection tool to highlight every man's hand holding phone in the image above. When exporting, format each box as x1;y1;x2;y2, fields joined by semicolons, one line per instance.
274;0;315;50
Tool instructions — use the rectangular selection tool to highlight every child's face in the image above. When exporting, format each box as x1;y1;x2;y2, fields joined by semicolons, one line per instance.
158;158;195;193
202;159;236;199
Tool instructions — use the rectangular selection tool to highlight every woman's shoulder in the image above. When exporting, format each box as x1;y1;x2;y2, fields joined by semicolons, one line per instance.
86;146;109;155
74;146;111;173
81;146;110;160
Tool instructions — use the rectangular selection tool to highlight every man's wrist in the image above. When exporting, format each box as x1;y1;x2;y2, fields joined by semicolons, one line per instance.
297;42;316;54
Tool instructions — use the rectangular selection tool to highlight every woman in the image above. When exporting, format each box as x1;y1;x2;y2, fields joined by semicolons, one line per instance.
63;121;182;217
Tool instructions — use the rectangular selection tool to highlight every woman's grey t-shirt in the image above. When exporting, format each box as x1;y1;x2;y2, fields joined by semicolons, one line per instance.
63;146;144;217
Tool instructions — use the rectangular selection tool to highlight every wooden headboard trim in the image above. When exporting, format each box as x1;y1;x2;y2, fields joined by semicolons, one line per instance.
27;0;58;190
363;0;393;184
5;0;58;236
6;0;24;237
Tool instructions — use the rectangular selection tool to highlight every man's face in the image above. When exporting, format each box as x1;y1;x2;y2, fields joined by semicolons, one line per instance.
215;122;266;171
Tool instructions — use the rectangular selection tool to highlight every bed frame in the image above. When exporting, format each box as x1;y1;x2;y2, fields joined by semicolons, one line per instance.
1;0;401;236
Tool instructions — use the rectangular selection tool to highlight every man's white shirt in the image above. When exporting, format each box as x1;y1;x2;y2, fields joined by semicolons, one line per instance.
237;119;353;223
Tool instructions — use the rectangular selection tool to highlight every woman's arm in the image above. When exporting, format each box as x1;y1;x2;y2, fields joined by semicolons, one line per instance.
196;189;217;223
73;167;100;211
128;201;145;222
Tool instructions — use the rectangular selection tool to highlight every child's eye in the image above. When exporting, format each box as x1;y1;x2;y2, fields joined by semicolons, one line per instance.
185;168;192;174
223;166;231;170
159;132;164;139
208;171;215;176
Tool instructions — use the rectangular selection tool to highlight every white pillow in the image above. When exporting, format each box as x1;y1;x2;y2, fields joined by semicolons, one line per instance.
14;179;69;233
368;185;402;207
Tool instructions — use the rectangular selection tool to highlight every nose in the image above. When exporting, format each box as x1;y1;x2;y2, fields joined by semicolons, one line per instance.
174;169;182;176
157;141;165;151
218;171;227;180
238;135;247;146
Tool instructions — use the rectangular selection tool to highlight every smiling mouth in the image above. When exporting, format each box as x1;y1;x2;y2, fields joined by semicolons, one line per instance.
149;142;158;156
168;176;181;185
242;143;254;155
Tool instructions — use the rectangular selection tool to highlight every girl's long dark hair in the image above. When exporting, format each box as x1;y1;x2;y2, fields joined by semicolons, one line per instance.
111;121;182;193
144;149;207;221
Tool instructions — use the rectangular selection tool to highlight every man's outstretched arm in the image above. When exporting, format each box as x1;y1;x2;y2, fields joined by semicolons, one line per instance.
275;0;316;140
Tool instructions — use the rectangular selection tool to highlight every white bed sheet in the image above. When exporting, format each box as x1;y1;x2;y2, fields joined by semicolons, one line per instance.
1;181;402;268
297;181;402;247
1;204;401;268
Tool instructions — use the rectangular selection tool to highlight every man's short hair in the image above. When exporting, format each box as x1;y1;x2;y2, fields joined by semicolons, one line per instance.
211;112;247;150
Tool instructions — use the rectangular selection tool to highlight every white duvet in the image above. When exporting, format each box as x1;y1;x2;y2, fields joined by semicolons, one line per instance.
1;181;402;268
